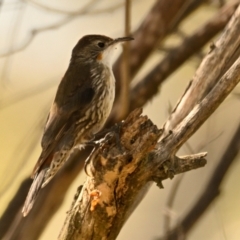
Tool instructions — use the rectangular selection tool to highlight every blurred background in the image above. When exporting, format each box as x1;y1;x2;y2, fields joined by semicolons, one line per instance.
0;0;240;239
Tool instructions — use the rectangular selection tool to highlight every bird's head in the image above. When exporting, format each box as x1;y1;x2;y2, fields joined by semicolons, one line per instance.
71;34;133;67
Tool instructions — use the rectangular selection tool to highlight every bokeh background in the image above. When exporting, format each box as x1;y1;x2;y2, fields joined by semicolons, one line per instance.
1;0;240;239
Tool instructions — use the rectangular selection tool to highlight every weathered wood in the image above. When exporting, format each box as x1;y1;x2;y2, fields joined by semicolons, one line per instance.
59;109;207;240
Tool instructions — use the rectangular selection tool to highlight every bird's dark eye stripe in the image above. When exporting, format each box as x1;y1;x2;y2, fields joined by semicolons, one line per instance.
98;42;105;48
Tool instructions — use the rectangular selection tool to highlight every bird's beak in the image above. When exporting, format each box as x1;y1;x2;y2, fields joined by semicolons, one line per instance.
109;36;134;46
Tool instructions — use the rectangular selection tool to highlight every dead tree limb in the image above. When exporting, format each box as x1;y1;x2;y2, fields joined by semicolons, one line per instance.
161;123;240;240
58;109;207;240
164;1;240;132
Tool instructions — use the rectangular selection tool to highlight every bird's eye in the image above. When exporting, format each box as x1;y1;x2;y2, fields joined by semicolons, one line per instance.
97;42;105;48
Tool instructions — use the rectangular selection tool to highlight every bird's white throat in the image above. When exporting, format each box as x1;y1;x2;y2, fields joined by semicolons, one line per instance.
100;44;120;68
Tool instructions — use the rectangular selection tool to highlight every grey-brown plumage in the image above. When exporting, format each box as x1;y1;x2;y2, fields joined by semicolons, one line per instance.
22;34;133;216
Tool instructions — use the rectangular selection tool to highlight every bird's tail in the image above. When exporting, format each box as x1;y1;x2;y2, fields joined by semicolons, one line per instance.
22;168;47;217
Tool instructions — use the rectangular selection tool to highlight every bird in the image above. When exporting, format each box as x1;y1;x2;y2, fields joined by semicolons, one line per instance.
22;34;134;216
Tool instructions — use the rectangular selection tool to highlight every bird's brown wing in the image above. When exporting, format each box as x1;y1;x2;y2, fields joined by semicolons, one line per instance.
31;76;95;177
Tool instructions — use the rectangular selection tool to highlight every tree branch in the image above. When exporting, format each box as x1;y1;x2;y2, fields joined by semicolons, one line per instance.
113;0;206;104
58;109;207;240
115;0;131;120
164;1;240;132
129;1;239;110
161;123;240;240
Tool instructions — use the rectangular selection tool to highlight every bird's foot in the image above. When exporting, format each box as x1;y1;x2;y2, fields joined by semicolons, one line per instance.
103;122;124;153
84;140;99;148
90;122;124;152
84;122;124;176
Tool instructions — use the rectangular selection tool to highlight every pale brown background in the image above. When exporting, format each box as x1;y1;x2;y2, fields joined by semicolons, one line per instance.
0;0;240;239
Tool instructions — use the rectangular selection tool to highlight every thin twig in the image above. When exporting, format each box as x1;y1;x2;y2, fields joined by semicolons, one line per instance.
113;0;206;103
0;78;58;109
0;0;124;57
22;0;124;15
116;0;131;120
163;175;184;238
0;1;26;86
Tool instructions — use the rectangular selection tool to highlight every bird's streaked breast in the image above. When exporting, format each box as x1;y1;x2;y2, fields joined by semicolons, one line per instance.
74;64;115;144
91;65;115;134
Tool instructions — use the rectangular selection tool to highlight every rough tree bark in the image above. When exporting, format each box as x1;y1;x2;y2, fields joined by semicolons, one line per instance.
58;109;207;240
58;5;240;239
